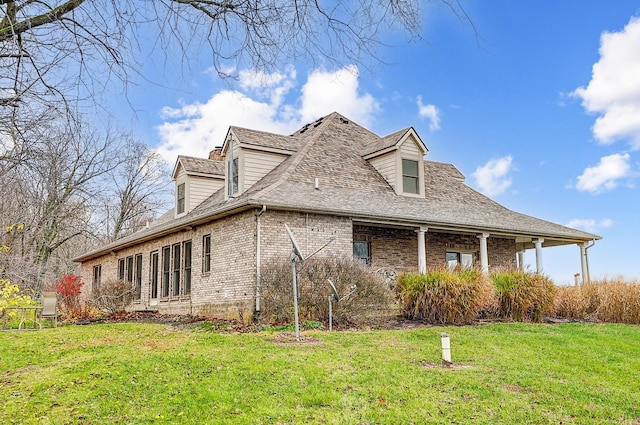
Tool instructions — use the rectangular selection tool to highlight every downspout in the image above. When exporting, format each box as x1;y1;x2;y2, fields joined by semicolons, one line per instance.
255;205;267;317
584;239;596;284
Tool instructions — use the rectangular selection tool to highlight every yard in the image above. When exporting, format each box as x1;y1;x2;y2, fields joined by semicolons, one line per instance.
1;322;639;424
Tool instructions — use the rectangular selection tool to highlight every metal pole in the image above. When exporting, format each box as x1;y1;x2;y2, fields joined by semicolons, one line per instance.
328;295;333;331
292;259;300;340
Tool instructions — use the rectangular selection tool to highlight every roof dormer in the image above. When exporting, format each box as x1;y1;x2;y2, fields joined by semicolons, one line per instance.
172;156;225;217
363;127;428;198
222;127;293;199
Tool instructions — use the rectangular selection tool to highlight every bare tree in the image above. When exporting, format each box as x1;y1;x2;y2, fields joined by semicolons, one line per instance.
101;137;172;242
0;117;118;293
1;1;473;134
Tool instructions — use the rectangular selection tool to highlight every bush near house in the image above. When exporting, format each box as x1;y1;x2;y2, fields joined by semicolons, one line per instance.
490;270;555;322
259;256;396;327
396;268;494;325
553;277;640;324
90;279;135;315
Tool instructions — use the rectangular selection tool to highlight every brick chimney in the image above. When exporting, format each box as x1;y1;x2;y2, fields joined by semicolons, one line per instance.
208;146;224;161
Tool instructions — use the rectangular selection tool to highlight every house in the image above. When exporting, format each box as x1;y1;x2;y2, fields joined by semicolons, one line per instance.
75;112;600;319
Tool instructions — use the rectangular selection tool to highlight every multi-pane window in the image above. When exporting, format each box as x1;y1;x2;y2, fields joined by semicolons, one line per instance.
446;252;474;269
92;265;102;292
118;258;125;280
150;251;159;300
162;246;170;298
183;241;192;296
202;234;211;273
353;241;371;266
172;243;181;297
126;255;134;283
177;183;186;214
402;159;419;194
134;253;143;300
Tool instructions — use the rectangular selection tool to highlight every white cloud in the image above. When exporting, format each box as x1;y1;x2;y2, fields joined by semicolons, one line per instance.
472;156;513;197
576;153;631;193
155;66;379;164
416;96;441;131
566;218;613;233
572;16;640;149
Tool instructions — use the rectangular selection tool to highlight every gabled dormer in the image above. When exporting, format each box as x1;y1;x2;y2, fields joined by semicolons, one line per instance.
172;155;225;217
362;127;429;198
222;127;297;199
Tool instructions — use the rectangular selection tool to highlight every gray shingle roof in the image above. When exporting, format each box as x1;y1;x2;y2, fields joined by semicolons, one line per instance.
177;156;224;176
75;112;599;261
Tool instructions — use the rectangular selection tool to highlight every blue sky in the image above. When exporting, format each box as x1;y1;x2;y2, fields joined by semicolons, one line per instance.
112;1;640;284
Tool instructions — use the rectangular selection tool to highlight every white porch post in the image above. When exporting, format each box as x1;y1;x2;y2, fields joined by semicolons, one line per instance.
517;250;525;271
534;238;544;273
417;227;427;275
477;233;489;275
579;243;588;286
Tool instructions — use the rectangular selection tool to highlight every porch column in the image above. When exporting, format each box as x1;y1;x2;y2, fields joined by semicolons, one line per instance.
579;242;588;286
477;233;489;275
534;238;544;273
517;250;525;271
417;227;427;275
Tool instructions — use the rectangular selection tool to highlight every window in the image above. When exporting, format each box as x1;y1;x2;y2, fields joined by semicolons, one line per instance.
118;258;125;280
92;265;102;292
134;253;143;300
183;241;192;296
162;246;170;298
446;252;474;269
228;157;239;196
150;251;159;300
353;241;371;266
202;234;211;273
177;183;186;214
126;255;134;283
172;243;181;297
402;159;420;194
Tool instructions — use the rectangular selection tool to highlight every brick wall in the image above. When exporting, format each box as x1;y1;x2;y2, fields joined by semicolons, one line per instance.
79;209;518;318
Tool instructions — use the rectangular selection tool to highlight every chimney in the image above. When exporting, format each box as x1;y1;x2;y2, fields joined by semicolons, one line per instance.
209;146;224;161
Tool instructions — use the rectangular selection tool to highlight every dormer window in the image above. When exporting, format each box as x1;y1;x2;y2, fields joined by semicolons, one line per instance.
177;183;186;214
228;157;239;197
402;159;419;194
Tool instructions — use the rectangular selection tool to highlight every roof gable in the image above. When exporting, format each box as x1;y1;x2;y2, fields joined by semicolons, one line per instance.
172;156;225;179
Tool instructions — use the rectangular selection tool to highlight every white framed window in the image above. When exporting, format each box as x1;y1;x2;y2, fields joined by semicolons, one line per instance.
150;251;159;300
446;252;474;269
402;159;419;194
228;157;239;196
177;183;186;214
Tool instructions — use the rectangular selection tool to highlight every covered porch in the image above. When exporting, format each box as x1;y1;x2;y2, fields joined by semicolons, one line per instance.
352;221;595;282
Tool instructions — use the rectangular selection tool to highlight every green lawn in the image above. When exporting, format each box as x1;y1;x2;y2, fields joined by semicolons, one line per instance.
1;322;638;424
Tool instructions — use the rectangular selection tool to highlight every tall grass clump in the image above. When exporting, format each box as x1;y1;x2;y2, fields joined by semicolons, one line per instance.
259;256;396;327
396;268;493;325
553;277;640;324
490;270;554;322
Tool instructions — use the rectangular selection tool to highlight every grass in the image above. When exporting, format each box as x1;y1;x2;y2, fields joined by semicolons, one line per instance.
1;322;639;424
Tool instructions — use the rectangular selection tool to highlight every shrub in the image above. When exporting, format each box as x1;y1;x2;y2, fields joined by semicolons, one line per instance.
553;277;640;324
396;267;493;325
259;256;396;327
0;279;36;325
54;274;84;319
490;270;554;322
90;279;135;315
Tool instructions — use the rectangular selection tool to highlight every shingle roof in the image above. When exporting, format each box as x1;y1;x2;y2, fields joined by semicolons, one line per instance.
75;112;599;261
177;156;224;176
229;126;303;152
361;127;411;156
